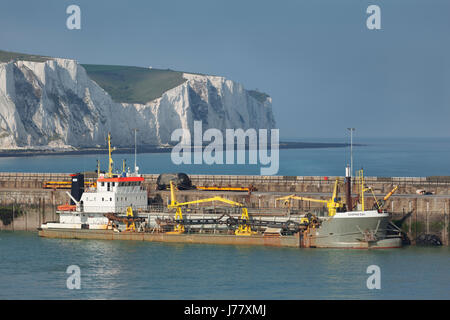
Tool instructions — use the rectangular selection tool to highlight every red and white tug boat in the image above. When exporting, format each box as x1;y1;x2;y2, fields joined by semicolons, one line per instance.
40;134;148;231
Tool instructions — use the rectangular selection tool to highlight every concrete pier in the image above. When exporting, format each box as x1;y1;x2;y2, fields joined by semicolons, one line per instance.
0;172;449;245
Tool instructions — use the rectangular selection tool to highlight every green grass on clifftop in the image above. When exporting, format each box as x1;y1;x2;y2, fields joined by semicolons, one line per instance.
82;64;187;104
0;50;52;63
1;49;270;105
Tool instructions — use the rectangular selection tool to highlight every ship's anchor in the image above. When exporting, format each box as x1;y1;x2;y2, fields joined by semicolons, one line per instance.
356;220;380;242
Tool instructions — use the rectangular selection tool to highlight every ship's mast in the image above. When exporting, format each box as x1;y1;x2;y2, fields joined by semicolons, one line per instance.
107;133;115;178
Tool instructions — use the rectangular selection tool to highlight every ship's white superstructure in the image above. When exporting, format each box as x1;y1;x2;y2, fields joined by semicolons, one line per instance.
41;174;148;230
40;133;148;230
80;175;147;213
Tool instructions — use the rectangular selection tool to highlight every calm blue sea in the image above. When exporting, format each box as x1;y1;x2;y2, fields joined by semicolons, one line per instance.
0;137;449;176
0;231;448;300
0;137;449;300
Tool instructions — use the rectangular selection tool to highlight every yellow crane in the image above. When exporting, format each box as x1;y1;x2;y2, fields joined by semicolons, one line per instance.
384;185;399;201
168;181;255;235
371;185;398;210
276;178;344;216
104;206;138;232
107;132;116;178
356;169;371;211
125;206;136;232
356;169;398;211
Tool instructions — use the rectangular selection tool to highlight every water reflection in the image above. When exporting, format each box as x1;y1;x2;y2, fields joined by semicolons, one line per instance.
0;232;449;299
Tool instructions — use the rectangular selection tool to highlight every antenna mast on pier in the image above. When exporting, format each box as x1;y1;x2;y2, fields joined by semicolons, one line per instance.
347;128;355;177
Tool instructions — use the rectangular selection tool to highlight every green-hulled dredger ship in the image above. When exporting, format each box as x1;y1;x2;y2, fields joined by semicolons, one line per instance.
39;134;403;249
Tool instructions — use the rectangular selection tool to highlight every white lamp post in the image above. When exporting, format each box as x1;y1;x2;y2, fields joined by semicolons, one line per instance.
347;128;355;177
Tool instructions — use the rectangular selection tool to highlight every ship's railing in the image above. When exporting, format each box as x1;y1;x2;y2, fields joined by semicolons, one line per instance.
141;205;319;217
80;205;150;214
77;205;294;216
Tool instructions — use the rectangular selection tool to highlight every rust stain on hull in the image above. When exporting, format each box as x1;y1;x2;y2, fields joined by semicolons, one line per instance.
38;228;401;249
38;229;300;248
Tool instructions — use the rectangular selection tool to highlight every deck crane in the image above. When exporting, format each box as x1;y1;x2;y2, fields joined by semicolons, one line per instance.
371;185;398;211
355;169;398;211
125;207;136;232
276;178;344;217
167;181;255;236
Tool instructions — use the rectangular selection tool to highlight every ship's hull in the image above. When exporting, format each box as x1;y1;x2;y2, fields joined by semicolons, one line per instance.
38;228;301;248
303;211;402;249
39;210;402;249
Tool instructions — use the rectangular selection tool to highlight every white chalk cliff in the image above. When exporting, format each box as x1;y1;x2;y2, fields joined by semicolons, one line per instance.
0;58;275;149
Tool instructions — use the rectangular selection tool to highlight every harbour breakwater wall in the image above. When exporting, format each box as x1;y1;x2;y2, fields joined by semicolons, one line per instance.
0;172;448;245
1;172;449;195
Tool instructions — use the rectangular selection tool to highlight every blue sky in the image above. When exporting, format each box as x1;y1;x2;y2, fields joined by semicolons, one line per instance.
1;0;449;138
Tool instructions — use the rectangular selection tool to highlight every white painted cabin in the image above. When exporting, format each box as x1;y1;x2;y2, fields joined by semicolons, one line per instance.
41;174;148;230
80;175;148;214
